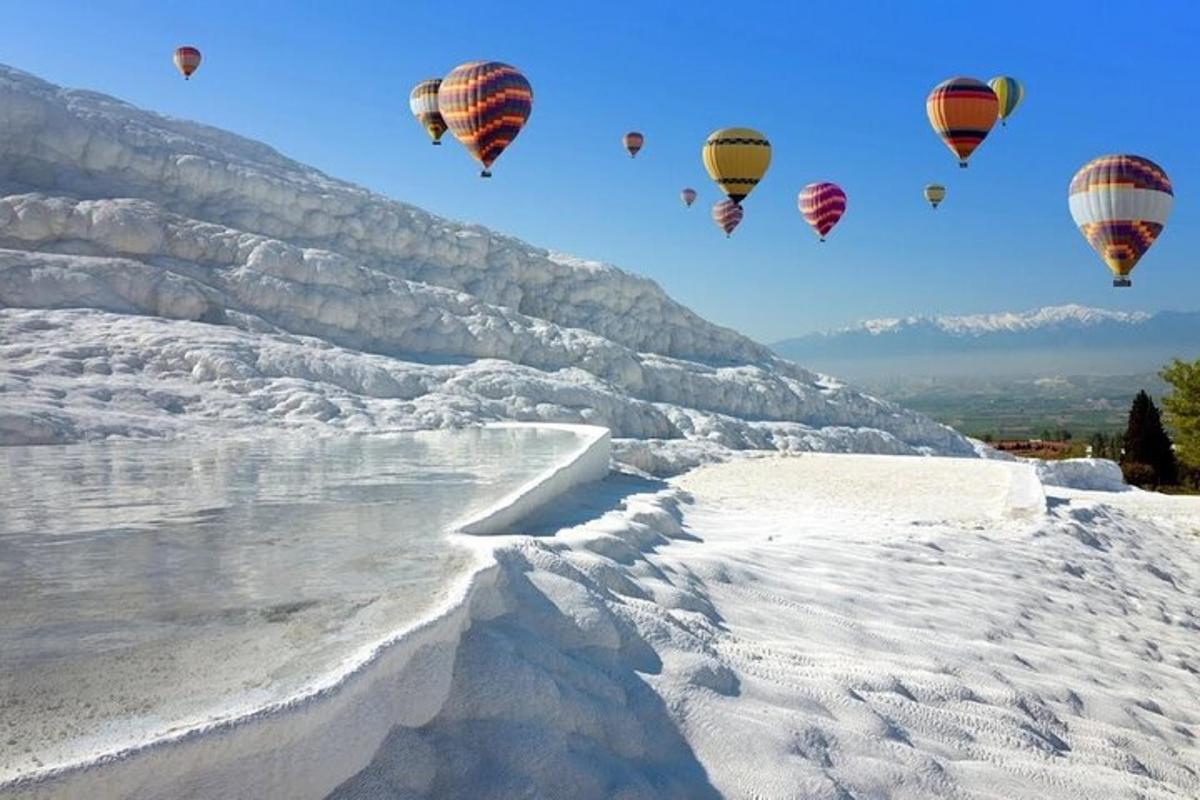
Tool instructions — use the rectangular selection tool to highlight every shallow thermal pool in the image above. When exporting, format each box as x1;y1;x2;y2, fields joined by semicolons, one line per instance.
0;426;583;779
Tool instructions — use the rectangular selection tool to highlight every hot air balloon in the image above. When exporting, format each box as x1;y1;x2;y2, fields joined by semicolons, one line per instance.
437;61;533;177
924;184;946;209
798;182;847;242
712;199;744;238
926;77;998;167
173;46;201;80
988;76;1024;127
1068;155;1173;287
623;132;644;158
681;188;697;208
702;128;771;203
409;79;447;145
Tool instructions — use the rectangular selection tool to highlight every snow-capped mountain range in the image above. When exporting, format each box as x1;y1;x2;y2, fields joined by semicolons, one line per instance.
0;64;973;468
773;305;1200;378
854;305;1152;337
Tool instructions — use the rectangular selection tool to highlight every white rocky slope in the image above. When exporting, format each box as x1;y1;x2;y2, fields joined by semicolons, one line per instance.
0;65;972;465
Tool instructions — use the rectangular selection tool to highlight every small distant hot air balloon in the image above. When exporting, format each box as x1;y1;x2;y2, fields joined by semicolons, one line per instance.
926;77;998;167
410;79;447;145
924;184;946;209
438;61;533;177
173;46;202;80
623;132;644;158
1069;155;1173;287
988;76;1024;127
712;199;744;238
798;182;847;242
681;188;697;208
702;128;771;203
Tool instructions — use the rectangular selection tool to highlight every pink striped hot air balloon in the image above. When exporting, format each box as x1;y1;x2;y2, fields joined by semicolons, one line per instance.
680;188;697;208
798;182;847;242
712;199;743;238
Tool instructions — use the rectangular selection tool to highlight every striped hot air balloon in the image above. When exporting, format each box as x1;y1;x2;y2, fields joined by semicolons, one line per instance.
1069;155;1173;287
924;183;946;209
712;199;744;238
798;182;847;242
410;79;448;145
623;132;644;158
702;128;771;203
680;188;697;207
173;46;202;80
926;77;998;167
988;76;1024;127
437;61;533;177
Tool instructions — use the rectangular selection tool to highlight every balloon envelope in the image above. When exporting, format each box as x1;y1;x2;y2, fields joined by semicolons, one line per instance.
926;77;998;166
702;128;771;203
438;61;533;176
623;132;644;158
173;46;201;79
410;79;447;144
1068;155;1172;286
712;199;744;237
988;76;1024;126
798;182;847;241
924;184;946;208
680;188;697;207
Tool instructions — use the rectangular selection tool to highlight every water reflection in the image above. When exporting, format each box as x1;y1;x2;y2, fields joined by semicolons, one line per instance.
0;427;580;775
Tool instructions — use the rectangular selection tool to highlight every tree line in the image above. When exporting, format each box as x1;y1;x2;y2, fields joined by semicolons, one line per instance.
1101;358;1200;491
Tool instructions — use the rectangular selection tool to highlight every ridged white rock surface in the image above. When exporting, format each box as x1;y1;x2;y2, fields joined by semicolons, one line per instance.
0;65;973;466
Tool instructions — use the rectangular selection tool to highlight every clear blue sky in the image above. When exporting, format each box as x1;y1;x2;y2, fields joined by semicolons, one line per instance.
2;1;1196;341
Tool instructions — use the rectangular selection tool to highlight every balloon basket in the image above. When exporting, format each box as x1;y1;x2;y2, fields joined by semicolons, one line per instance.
1113;278;1132;288
432;141;442;146
480;170;492;178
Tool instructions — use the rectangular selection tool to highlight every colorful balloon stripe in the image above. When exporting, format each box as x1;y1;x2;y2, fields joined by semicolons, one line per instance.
410;79;447;144
988;76;1024;125
1069;154;1173;284
926;77;998;166
1069;155;1173;196
438;61;533;175
712;199;744;237
798;182;847;240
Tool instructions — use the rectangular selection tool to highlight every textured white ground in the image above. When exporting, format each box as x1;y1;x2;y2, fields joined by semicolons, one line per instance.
325;455;1200;800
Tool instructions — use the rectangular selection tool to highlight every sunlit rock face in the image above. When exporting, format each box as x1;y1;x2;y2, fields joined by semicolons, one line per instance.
0;65;974;462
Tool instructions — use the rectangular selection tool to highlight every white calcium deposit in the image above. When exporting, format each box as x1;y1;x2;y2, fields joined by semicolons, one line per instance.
0;65;971;465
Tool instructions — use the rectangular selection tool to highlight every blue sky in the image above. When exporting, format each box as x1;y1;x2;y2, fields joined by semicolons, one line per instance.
2;1;1196;341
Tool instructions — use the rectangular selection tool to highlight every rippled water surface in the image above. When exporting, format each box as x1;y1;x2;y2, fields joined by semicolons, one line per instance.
0;427;582;777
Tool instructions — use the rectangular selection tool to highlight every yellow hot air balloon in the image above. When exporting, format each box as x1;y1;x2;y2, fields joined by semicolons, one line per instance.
702;127;771;204
924;184;946;209
988;76;1024;127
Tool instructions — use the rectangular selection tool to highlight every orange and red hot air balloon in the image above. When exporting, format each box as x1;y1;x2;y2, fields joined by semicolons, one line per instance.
926;77;998;167
623;132;644;158
798;182;847;242
173;46;202;80
437;61;533;178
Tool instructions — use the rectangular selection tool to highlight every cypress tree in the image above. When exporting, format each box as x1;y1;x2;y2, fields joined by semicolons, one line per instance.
1122;390;1179;486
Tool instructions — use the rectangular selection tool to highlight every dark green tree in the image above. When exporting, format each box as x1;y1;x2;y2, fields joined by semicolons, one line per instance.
1089;432;1109;460
1122;390;1178;486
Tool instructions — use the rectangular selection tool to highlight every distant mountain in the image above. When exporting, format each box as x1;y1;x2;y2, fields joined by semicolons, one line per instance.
772;305;1200;378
